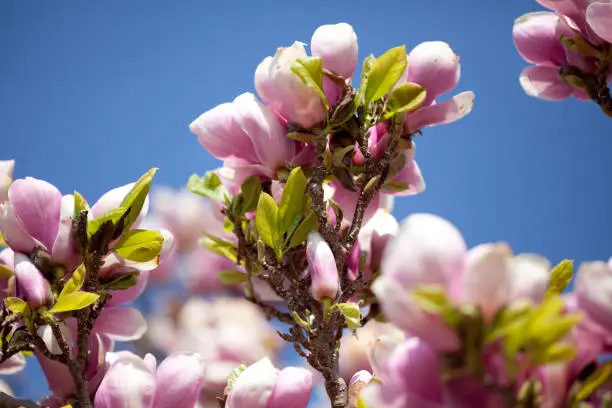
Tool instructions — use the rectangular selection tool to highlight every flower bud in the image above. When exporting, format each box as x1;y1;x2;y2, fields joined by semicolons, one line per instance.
255;42;326;128
14;253;51;309
311;23;358;79
406;41;460;105
306;232;339;301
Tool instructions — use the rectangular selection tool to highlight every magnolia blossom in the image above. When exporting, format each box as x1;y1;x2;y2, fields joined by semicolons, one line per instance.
94;351;206;408
513;11;592;101
0;160;15;203
338;320;404;381
401;41;474;134
373;213;550;351
147;297;281;399
306;232;339;301
535;0;611;45
586;1;612;43
574;259;612;334
150;187;224;252
225;357;313;408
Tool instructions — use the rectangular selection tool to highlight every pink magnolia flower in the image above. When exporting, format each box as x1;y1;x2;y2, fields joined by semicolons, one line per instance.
536;0;609;45
338;320;404;382
513;11;593;101
574;259;612;335
311;22;359;105
361;336;445;408
373;213;550;351
306;232;339;301
255;42;327;129
186;246;238;295
0;160;15;203
94;351;206;408
225;357;313;408
151;187;225;253
147;297;281;399
400;41;474;134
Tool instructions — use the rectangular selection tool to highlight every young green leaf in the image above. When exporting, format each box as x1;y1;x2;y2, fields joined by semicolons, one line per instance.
383;181;410;193
364;46;407;104
288;211;318;249
545;259;574;297
255;193;280;249
291;57;329;110
279;168;308;234
356;54;376;104
113;229;164;263
239;176;262;214
187;171;229;203
73;191;88;220
0;263;13;278
384;82;427;119
287;132;315;143
411;285;461;328
336;302;361;331
101;271;140;291
120;168;157;231
59;264;86;298
575;362;612;402
4;297;28;315
218;270;248;285
49;292;99;314
87;207;129;237
201;235;238;263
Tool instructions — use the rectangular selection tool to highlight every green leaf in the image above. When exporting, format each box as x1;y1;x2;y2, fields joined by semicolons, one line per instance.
486;302;532;344
356;396;370;408
49;292;99;314
336;302;361;330
279;168;308;234
332;145;355;168
113;229;164;262
187;171;228;203
364;46;407;104
239;176;262;214
120;168;158;231
532;342;577;365
4;297;28;315
383;181;410;193
288;132;315;143
576;363;612;402
291;57;329;110
546;259;574;297
59;264;85;298
411;285;461;328
288;211;318;249
255;193;280;249
73;191;88;220
87;207;129;236
0;263;14;278
384;82;427;119
101;271;140;291
218;270;247;285
201;234;238;263
356;55;375;104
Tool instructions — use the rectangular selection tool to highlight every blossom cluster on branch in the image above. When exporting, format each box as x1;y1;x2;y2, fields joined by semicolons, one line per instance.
0;3;611;408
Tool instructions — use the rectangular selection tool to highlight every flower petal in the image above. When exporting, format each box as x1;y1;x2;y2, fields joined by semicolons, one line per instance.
405;91;475;133
154;352;206;408
586;2;612;43
95;307;147;341
513;12;568;66
519;65;573;101
268;367;313;408
226;357;277;408
91;183;149;228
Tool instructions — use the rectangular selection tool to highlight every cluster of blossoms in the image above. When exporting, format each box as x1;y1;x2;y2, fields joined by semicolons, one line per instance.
514;0;612;116
1;4;612;408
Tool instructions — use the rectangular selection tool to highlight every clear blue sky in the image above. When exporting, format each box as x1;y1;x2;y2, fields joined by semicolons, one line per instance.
1;0;611;401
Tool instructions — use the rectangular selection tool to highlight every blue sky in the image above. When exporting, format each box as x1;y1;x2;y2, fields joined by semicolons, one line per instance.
1;0;611;401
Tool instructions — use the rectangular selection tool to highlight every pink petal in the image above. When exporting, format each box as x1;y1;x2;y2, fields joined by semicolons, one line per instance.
189;102;260;163
385;159;426;197
0;352;25;374
586;2;612;43
513;12;568;66
407;41;461;104
405;91;475;133
0;201;37;253
106;268;149;307
507;254;550;302
268;367;313;408
225;357;277;408
310;22;358;78
8;178;62;251
95;352;156;408
95;307;147;341
0;160;15;203
14;253;49;309
52;194;81;271
154;352;206;408
519;65;573;101
306;232;339;301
